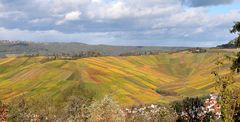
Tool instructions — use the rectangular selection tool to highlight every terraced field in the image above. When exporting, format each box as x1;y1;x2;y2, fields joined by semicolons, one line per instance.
0;50;238;106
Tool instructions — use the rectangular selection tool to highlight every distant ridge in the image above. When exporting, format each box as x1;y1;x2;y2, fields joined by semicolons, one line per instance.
217;38;238;48
0;40;189;57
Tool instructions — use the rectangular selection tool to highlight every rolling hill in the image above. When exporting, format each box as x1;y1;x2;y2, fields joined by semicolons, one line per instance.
0;49;238;106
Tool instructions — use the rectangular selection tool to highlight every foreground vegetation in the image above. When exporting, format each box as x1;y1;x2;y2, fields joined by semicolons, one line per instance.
0;95;222;122
0;95;177;122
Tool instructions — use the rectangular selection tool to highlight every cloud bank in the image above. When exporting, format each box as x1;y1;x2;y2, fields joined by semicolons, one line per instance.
181;0;235;7
0;0;239;46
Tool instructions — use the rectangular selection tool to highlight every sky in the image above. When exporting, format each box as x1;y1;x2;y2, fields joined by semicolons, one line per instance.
0;0;239;47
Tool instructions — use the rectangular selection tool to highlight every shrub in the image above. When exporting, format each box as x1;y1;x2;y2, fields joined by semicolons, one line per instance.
65;96;92;122
8;96;31;122
28;96;59;122
8;96;57;122
88;95;125;122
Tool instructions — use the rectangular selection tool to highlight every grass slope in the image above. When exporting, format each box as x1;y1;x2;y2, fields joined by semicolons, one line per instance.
0;50;237;106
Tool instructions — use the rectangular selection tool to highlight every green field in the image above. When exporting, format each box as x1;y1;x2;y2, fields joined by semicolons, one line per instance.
0;50;238;106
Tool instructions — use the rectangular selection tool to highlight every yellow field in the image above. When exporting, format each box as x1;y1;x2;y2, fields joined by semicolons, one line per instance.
0;50;238;106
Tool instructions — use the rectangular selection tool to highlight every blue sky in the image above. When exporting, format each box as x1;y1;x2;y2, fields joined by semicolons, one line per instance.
208;2;240;15
0;0;239;47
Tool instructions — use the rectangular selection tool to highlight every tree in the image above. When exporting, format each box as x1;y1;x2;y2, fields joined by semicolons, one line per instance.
230;21;240;121
171;97;214;121
230;22;240;48
213;21;240;121
230;21;240;73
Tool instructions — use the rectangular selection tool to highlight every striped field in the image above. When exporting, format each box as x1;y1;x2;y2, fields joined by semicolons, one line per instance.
0;50;238;106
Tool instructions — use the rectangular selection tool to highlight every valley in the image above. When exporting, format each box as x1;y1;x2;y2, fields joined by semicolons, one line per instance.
0;49;237;106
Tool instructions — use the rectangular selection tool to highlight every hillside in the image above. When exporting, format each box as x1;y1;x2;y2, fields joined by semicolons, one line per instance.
0;50;238;106
0;40;188;57
217;38;239;48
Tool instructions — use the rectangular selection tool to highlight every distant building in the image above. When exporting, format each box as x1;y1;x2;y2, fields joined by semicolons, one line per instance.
189;48;207;53
204;93;221;119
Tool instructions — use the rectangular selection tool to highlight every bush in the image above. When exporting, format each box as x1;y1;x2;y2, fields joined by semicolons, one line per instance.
8;96;31;122
8;95;59;122
65;96;92;122
88;95;125;122
28;96;59;122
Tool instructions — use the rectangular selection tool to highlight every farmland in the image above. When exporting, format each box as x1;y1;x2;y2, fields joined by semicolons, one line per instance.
0;49;238;106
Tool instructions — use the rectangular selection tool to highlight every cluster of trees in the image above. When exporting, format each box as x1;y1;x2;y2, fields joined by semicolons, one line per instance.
22;51;104;62
22;50;166;61
171;96;217;121
119;50;163;56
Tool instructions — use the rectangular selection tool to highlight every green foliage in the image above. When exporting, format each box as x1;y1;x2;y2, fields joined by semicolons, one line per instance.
230;21;240;47
231;52;240;72
230;21;240;34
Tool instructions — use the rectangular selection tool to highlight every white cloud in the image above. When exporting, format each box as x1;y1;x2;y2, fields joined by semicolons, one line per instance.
0;27;117;44
34;0;89;13
0;0;240;46
91;0;101;3
56;11;82;25
29;18;52;24
87;0;181;19
0;11;27;20
87;1;129;19
195;27;204;33
0;2;4;12
65;11;81;21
